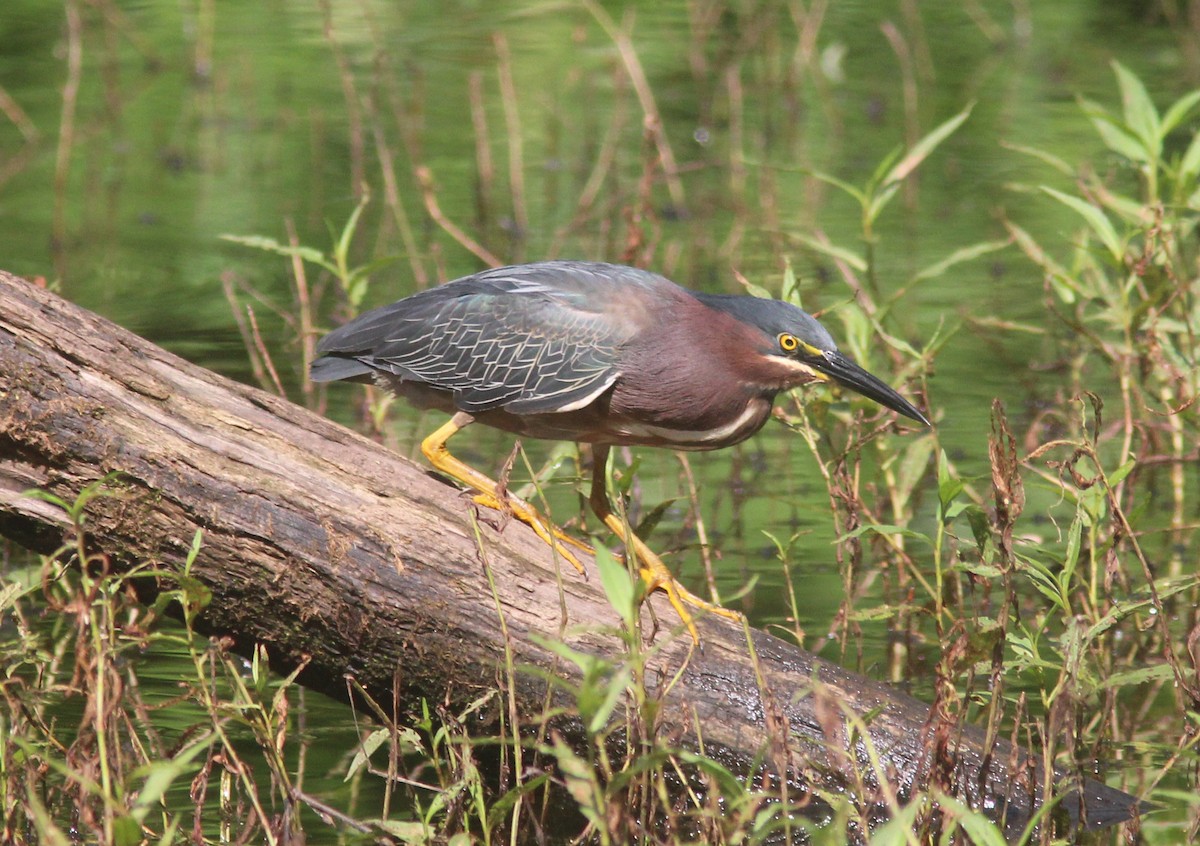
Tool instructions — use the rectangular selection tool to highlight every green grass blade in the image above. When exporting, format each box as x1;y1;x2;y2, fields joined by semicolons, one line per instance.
1112;60;1161;152
881;103;973;187
1041;186;1123;262
911;239;1010;282
1001;140;1073;175
594;544;636;631
1162;89;1200;135
791;232;867;271
1180;129;1200;183
1087;112;1151;164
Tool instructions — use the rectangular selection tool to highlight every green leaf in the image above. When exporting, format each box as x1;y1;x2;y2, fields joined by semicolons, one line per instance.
346;728;391;781
911;239;1009;283
780;257;802;303
550;734;605;828
458;690;499;721
805;168;866;204
1102;663;1177;689
865;180;901;224
0;580;30;615
1001;141;1073;175
594;544;636;631
864;800;923;846
184;529;203;570
1107;457;1137;487
943;500;972;521
1112;61;1161;152
334;193;370;265
936;794;1010;846
1061;515;1082;590
366;820;429;843
737;275;773;299
838;524;930;545
954;560;1003;578
1017;554;1068;612
1179;128;1200;182
1103;188;1153;224
964;505;992;551
113;815;143;846
1161;89;1200;135
1085;575;1199;640
1041;186;1123;262
20;488;71;513
790;232;867;271
894;434;935;505
582;664;630;735
486;774;551;831
673;752;747;800
936;449;963;520
534;634;600;676
130;733;215;822
833;304;873;360
881;103;973;187
220;234;333;271
868;144;905;190
1004;220;1072;294
1087;113;1151;164
848;604;902;623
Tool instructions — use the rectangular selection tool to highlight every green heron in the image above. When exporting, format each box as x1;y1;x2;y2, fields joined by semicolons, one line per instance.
311;261;928;639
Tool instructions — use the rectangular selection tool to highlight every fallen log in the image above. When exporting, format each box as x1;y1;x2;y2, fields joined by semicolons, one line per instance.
0;270;1143;835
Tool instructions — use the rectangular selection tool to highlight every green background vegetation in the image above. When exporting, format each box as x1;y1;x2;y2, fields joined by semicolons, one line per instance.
1;0;1197;843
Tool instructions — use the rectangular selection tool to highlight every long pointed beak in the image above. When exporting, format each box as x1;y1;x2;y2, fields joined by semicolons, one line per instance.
814;350;930;425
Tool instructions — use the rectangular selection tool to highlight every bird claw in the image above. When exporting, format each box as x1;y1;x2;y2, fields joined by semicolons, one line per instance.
470;491;590;575
639;563;743;644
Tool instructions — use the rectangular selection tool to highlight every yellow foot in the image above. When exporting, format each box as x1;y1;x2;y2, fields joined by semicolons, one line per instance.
471;491;590;575
588;444;742;643
422;413;592;575
639;560;744;643
591;506;742;642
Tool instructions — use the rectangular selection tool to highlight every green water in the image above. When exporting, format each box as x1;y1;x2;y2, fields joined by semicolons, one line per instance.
1;0;1195;840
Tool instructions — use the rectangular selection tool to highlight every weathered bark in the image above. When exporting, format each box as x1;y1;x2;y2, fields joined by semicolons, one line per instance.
0;271;1141;834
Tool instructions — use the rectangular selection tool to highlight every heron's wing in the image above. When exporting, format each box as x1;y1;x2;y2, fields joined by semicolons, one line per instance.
313;263;649;414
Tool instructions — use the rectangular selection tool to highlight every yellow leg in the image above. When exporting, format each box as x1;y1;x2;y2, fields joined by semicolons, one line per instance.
589;446;743;642
421;412;589;573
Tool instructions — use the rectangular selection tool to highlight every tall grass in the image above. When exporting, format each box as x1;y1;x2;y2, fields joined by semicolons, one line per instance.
2;3;1198;843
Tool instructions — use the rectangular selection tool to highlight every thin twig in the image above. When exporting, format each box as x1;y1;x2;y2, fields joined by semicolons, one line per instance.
547;65;629;257
469;70;496;240
880;21;920;211
245;305;286;398
676;454;721;606
221;273;269;390
415;166;502;267
52;0;84;279
719;64;747;261
359;4;429;289
0;84;38;141
285;219;316;410
320;0;366;198
583;0;687;214
493;32;528;258
364;91;429;290
291;789;374;834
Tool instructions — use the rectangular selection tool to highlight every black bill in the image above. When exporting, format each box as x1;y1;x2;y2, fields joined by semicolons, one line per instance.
816;350;930;426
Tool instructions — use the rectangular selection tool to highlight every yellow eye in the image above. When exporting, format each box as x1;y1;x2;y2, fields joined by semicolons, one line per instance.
779;333;800;352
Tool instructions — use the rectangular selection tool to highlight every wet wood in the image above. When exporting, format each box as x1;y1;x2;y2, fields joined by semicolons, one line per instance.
0;270;1142;834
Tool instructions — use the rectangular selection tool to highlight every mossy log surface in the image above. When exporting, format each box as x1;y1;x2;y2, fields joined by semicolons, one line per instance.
0;271;1142;834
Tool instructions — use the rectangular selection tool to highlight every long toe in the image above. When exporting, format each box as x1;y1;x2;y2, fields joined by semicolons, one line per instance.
642;568;700;643
471;491;589;575
670;579;743;621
